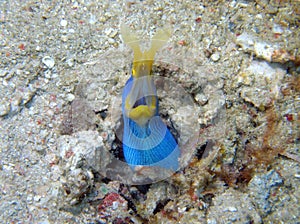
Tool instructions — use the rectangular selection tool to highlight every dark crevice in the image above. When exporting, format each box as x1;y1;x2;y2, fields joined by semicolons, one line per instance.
95;108;108;120
135;184;151;195
153;199;171;215
195;142;207;160
110;132;125;162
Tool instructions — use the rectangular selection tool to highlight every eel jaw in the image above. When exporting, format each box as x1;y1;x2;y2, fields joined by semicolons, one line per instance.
124;75;157;126
128;104;156;126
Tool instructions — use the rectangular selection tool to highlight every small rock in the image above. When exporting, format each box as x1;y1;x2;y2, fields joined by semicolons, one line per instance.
108;38;115;44
271;49;295;63
26;194;33;203
253;41;274;62
57;130;104;171
66;58;74;67
61;168;94;206
98;192;128;217
0;101;10;117
248;170;283;215
44;70;52;79
211;53;220;62
0;69;8;77
226;206;238;212
236;32;255;50
38;219;50;224
240;87;270;110
104;28;113;36
109;30;118;38
22;90;35;105
10;96;22;114
34;195;41;202
89;14;97;24
236;32;274;62
272;24;283;34
99;16;106;22
239;60;285;109
143;183;176;215
66;93;75;102
207;218;217;224
207;188;262;223
42;56;55;69
60;19;68;27
61;35;68;42
194;93;208;105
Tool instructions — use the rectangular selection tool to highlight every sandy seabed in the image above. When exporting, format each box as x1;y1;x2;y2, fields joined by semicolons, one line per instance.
0;1;299;223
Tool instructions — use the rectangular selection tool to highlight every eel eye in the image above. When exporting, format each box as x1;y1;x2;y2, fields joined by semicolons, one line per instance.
132;68;136;77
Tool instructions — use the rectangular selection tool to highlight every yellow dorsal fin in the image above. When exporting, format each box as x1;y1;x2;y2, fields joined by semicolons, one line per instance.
120;23;143;64
121;23;172;77
144;25;172;62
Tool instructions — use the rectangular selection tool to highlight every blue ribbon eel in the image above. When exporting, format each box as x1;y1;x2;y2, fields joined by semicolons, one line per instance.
120;23;180;171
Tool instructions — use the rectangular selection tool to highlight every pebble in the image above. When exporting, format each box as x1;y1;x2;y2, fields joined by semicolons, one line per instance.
272;24;283;34
207;188;261;223
89;14;97;24
104;28;113;36
211;53;220;62
66;58;74;67
236;32;296;64
239;60;285;108
253;41;274;62
11;96;22;114
66;93;75;102
44;70;52;79
0;101;10;117
61;35;68;42
108;38;115;44
194;93;208;105
112;201;119;210
42;56;55;69
99;16;106;22
34;195;42;202
57;130;104;171
207;219;217;224
109;30;118;38
60;19;68;27
38;220;50;224
236;32;274;62
16;69;22;76
22;90;34;105
26;194;33;203
248;170;283;214
49;101;57;109
0;69;8;77
225;206;238;212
